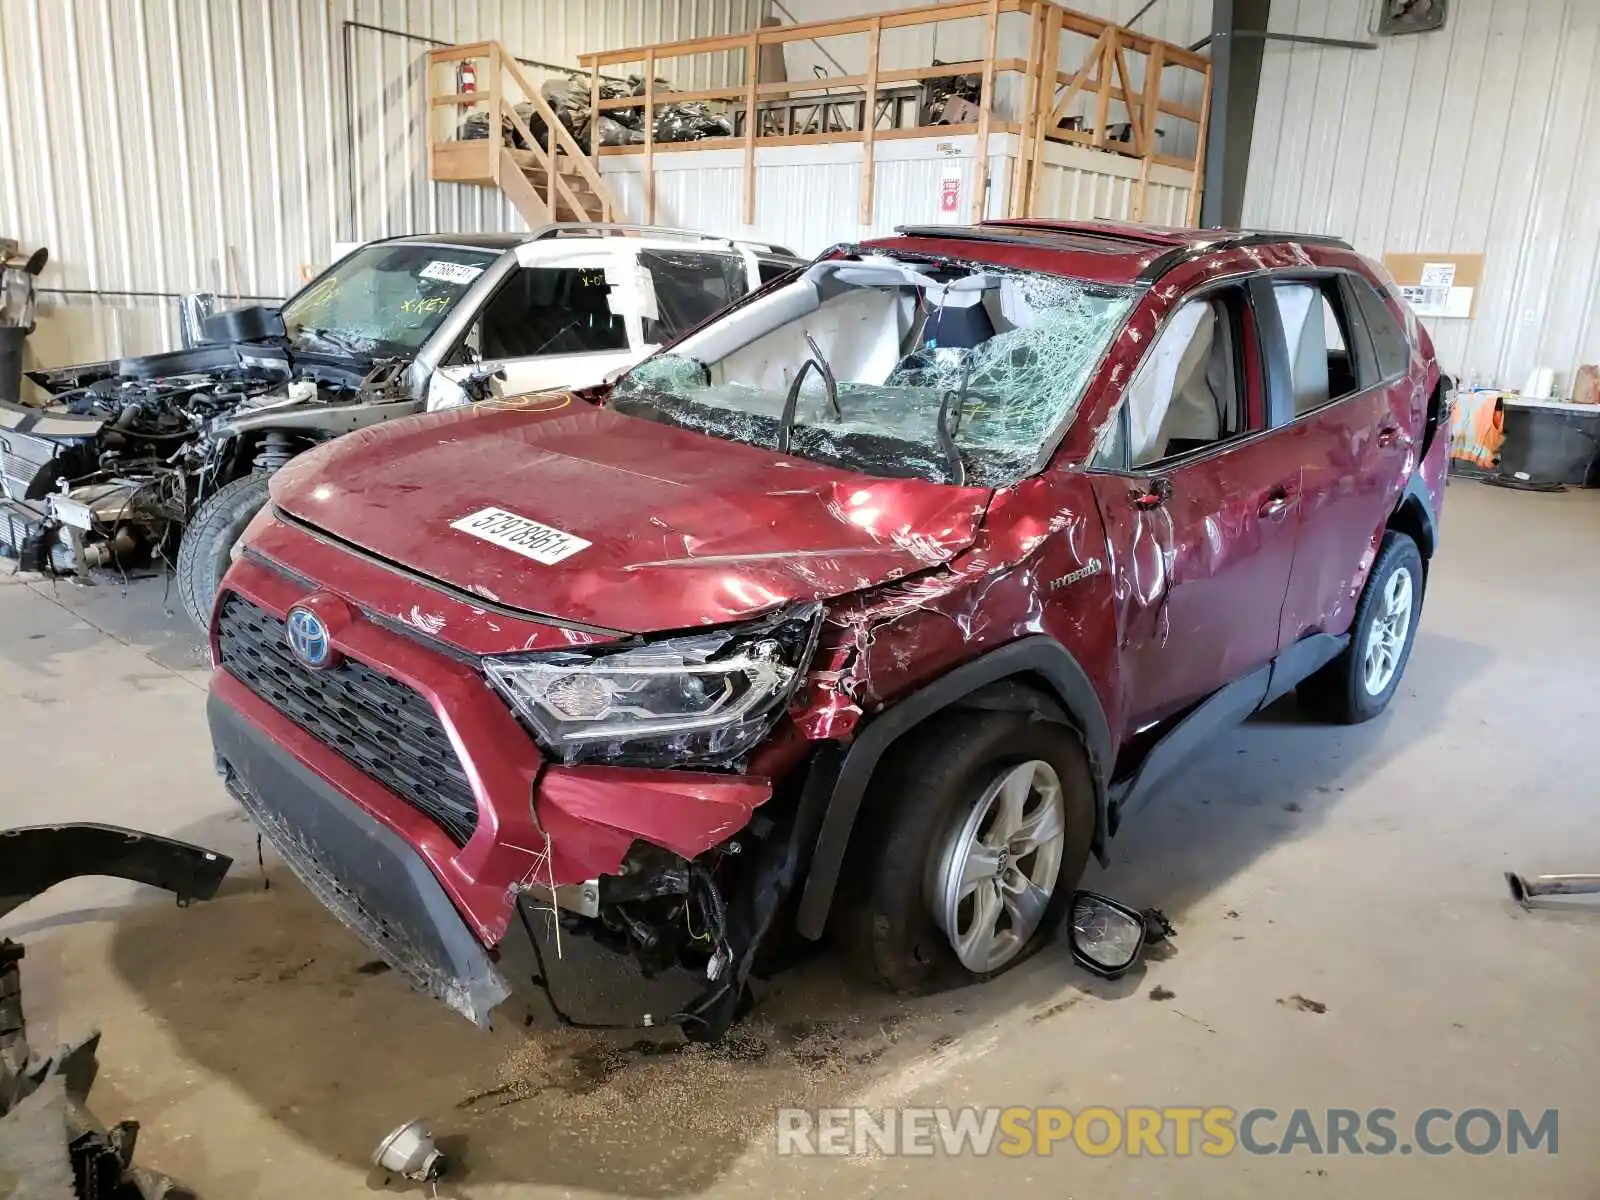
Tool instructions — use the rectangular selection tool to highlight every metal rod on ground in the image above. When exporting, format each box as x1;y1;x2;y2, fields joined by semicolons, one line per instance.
1506;872;1600;906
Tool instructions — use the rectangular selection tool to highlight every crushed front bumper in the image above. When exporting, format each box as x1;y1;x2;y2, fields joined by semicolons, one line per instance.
210;691;758;1031
209;692;511;1027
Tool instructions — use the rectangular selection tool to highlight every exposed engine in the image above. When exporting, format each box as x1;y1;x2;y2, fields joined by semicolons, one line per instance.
0;343;379;575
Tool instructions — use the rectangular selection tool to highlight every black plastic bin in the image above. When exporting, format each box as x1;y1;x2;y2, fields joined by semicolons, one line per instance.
1498;400;1600;487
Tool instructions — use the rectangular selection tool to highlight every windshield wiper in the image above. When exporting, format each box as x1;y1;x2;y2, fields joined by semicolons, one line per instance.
936;360;972;486
804;334;841;420
294;326;374;358
777;337;842;455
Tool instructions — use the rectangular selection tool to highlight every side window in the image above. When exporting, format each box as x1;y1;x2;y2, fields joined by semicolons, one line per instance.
1270;279;1361;414
1348;275;1411;380
1102;294;1251;470
640;251;750;343
757;257;798;286
478;267;628;358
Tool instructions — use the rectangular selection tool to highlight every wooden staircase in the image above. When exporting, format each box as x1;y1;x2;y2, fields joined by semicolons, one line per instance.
427;41;620;226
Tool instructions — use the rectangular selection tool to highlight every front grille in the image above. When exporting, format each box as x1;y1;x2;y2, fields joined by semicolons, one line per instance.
216;593;479;845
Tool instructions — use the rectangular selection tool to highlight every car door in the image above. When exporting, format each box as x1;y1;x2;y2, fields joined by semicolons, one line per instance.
431;248;645;408
1265;272;1417;646
1084;280;1302;730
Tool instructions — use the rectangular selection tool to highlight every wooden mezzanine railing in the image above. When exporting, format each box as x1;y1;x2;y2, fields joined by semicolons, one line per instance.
573;0;1212;227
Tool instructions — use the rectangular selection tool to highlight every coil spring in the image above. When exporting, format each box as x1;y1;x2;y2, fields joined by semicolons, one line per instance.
252;431;294;474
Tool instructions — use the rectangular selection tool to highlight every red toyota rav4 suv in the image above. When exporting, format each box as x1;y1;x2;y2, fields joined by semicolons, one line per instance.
207;221;1449;1038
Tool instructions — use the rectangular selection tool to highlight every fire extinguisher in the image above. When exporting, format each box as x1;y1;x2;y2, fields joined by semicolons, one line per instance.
457;58;477;94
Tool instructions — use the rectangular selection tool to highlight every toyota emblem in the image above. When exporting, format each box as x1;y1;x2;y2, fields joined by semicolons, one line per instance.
285;606;336;670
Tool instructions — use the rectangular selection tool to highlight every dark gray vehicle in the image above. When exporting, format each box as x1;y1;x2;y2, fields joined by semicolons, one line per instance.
0;225;798;627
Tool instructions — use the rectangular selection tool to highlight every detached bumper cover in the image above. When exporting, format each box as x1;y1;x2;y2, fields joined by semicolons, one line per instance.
0;823;231;922
208;691;510;1027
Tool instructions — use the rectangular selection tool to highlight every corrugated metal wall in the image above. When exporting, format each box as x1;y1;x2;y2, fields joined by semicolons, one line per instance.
0;0;760;369
599;133;1194;256
601;134;1015;255
1242;0;1600;392
1030;141;1195;226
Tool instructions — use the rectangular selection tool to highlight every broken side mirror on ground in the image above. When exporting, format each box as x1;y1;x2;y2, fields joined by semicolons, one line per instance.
1068;890;1174;979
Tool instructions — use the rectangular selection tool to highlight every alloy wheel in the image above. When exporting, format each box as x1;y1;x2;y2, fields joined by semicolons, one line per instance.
1362;565;1414;696
929;759;1067;973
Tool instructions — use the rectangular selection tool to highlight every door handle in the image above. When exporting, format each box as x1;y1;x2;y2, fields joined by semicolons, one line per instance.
1376;423;1409;448
1258;487;1297;520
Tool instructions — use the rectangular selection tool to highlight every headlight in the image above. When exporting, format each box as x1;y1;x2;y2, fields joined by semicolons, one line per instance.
484;604;821;767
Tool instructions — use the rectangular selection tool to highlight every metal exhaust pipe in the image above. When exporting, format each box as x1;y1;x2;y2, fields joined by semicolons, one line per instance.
1505;872;1600;907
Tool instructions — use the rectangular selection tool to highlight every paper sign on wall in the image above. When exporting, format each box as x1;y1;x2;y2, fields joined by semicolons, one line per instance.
1400;283;1473;319
1419;261;1456;288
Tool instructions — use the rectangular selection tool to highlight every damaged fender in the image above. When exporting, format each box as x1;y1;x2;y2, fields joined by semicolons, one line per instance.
795;636;1112;940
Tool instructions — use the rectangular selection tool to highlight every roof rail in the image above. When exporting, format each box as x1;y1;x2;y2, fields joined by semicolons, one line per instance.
526;222;798;259
1137;229;1356;283
979;218;1189;248
892;224;1160;255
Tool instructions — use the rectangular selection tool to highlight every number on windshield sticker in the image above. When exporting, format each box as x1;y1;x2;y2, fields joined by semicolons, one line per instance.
419;260;485;286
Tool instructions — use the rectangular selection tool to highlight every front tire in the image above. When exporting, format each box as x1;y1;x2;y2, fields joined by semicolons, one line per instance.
176;473;272;631
836;710;1096;993
1297;531;1424;723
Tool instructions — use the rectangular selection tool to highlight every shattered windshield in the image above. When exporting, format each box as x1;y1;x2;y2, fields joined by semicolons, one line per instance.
609;254;1134;486
280;244;498;359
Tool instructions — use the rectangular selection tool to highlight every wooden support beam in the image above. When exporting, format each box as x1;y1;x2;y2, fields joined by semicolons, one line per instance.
1092;29;1115;148
1008;1;1045;217
577;1;1022;67
589;69;602;216
973;0;1000;222
547;123;557;213
428;40;494;64
1025;4;1063;216
743;29;759;225
488;43;504;189
1135;42;1163;220
588;64;1029;111
597;86;743;110
644;48;657;224
592;122;1014;157
859;17;881;225
1112;37;1144;156
1188;61;1212;225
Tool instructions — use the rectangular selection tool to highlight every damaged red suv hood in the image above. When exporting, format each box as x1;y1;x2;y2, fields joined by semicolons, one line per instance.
269;402;991;633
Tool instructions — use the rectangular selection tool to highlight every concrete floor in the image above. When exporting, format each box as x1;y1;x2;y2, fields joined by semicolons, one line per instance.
2;480;1597;1198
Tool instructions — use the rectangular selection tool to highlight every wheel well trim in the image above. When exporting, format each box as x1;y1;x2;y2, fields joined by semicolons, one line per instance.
1394;471;1437;559
793;635;1114;940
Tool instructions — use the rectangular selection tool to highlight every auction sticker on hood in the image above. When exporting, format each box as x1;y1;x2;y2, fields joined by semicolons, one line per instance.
450;507;590;565
419;260;485;286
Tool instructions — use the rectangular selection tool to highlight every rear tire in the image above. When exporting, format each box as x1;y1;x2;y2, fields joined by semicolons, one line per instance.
176;473;271;631
836;709;1095;993
1297;531;1424;723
